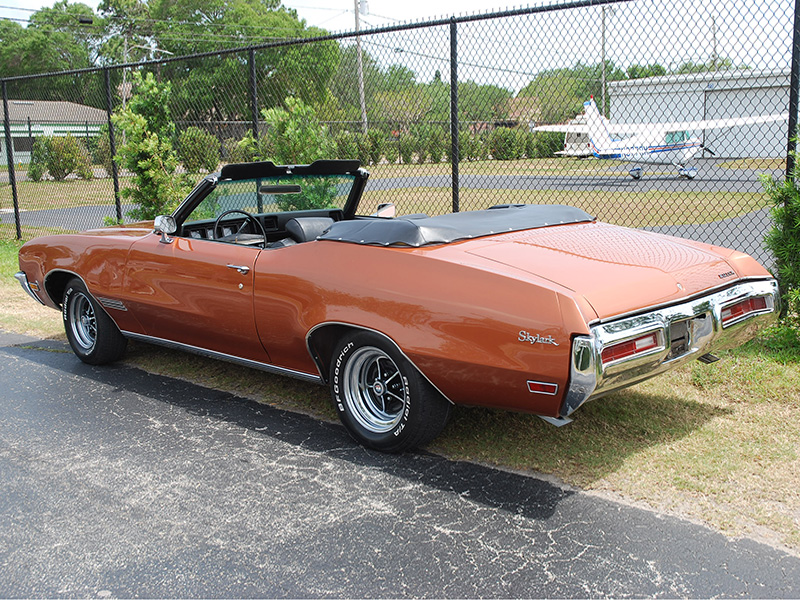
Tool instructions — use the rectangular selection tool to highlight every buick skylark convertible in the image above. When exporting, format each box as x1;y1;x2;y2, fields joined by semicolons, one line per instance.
16;160;778;451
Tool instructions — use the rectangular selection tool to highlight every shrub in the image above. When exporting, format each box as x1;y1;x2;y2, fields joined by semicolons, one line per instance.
261;97;333;165
414;134;428;164
384;137;400;165
368;129;385;165
356;133;371;166
112;72;190;221
761;153;800;319
27;135;92;182
333;132;359;160
532;131;564;158
427;129;445;164
399;134;414;164
488;127;520;160
178;126;220;173
95;124;115;177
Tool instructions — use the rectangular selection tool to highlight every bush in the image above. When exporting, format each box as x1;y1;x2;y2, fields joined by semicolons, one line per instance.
414;134;428;164
427;129;445;164
532;131;564;158
384;137;400;165
761;154;800;319
356;133;371;166
488;127;521;160
367;129;385;165
27;135;92;182
95;124;115;177
261;97;333;165
333;132;359;160
112;72;189;221
178;126;220;173
399;134;414;165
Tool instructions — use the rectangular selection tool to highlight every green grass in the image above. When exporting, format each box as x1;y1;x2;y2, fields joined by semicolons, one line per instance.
3;213;799;554
360;186;768;227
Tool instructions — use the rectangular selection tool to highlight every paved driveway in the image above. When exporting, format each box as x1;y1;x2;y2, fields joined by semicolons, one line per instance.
1;334;798;598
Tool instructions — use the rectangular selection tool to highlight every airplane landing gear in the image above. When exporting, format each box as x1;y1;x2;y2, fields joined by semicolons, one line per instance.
629;167;643;179
678;167;697;179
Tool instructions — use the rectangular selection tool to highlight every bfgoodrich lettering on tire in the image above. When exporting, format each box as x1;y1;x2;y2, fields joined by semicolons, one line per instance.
63;277;127;365
330;331;451;452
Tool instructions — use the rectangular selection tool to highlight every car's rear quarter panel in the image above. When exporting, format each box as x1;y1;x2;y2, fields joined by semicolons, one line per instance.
254;240;589;416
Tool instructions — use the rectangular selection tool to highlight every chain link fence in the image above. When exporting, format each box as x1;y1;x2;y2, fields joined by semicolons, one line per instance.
1;0;796;265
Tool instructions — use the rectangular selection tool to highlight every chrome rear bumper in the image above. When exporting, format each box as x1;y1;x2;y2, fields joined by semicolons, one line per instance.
562;279;779;417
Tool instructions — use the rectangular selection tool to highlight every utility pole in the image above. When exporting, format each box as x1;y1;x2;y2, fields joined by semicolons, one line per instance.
354;0;368;133
601;6;606;116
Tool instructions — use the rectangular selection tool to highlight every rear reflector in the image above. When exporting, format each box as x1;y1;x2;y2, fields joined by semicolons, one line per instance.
601;332;660;364
721;296;768;327
527;380;559;395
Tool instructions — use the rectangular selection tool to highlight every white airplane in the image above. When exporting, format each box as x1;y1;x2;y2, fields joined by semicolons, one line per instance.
535;97;788;179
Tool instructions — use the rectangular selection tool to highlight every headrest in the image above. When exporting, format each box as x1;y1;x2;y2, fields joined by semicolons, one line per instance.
286;217;335;243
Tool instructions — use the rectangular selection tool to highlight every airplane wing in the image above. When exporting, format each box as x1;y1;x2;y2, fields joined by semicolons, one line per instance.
532;123;588;133
534;113;787;134
603;113;788;134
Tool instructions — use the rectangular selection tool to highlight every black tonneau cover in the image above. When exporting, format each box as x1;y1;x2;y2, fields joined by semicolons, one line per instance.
319;204;595;247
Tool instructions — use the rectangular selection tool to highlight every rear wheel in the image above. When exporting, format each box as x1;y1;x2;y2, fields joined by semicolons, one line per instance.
330;331;451;452
63;278;127;365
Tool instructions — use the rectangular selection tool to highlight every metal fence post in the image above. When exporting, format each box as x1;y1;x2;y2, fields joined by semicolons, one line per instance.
249;48;258;139
450;17;460;213
2;81;21;240
105;68;122;222
787;0;800;180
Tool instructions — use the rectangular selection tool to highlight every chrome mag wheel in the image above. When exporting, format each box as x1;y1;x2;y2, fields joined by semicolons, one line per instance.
342;346;407;434
68;290;97;351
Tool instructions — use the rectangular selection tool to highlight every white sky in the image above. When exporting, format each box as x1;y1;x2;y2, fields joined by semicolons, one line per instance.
0;0;516;28
1;0;790;95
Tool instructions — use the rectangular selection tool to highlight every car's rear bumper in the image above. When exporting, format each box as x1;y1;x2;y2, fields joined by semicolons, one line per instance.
14;271;45;306
562;278;779;418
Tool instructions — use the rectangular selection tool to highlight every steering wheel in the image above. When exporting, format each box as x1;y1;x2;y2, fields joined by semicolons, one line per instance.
212;209;267;248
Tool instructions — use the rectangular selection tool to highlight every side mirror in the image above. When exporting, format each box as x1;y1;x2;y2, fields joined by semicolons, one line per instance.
154;215;177;244
373;203;396;219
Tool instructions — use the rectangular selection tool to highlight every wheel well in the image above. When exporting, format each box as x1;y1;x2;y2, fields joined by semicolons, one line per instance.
307;323;362;383
44;270;79;308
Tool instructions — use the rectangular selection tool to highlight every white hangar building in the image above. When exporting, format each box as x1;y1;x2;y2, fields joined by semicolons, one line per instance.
608;69;790;159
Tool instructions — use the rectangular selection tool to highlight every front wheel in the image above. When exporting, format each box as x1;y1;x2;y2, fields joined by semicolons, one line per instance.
330;331;451;452
63;278;127;365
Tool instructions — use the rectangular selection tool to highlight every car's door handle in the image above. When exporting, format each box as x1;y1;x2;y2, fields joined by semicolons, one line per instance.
226;264;250;274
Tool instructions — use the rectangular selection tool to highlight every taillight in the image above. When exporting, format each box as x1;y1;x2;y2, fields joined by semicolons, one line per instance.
721;296;768;327
601;332;660;364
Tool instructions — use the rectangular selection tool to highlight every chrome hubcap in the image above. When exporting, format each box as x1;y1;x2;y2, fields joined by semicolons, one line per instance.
343;347;407;434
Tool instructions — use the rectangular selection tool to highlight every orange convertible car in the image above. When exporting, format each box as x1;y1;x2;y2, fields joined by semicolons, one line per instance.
16;160;778;451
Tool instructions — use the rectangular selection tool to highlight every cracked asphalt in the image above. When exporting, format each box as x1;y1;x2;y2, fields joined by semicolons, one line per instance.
1;332;798;598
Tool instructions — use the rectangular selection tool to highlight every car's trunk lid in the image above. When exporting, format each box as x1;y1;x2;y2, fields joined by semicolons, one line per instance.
463;221;738;320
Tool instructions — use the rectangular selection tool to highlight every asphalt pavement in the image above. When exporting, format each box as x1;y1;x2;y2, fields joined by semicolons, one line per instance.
0;331;798;598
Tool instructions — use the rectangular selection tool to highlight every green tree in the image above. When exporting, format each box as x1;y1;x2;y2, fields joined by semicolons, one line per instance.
261;96;332;164
112;72;190;220
519;60;625;122
627;63;667;79
148;0;339;122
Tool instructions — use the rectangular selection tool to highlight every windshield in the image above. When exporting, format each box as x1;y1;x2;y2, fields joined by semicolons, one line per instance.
185;174;356;223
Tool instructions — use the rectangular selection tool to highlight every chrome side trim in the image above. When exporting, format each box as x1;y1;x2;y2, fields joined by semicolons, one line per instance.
14;271;45;305
305;321;456;405
562;279;779;417
121;331;324;385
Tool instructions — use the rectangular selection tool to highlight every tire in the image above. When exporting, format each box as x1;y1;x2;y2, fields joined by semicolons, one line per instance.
330;331;451;452
62;277;127;365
